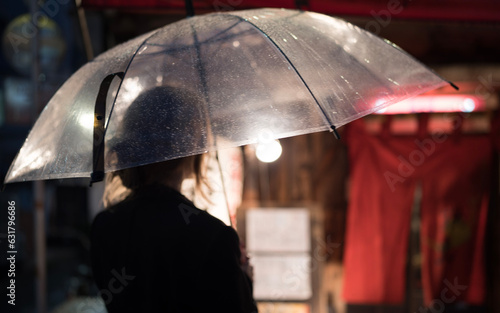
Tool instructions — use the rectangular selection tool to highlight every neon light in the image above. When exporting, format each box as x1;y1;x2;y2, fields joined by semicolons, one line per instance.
375;95;485;114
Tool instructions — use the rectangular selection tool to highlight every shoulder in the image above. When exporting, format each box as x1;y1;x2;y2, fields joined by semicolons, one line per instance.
91;184;227;234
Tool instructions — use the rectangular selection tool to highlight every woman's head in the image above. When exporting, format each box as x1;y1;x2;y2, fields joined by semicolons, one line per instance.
103;85;208;206
109;85;206;167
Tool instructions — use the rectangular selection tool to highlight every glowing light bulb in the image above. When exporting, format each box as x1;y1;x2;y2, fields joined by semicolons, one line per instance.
256;139;282;163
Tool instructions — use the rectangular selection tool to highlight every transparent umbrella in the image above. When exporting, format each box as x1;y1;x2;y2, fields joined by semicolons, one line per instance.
4;8;449;184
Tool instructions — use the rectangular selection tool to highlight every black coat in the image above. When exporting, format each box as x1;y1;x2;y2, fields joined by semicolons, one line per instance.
90;184;257;313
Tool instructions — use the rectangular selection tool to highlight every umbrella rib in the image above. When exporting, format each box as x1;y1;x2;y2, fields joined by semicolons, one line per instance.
227;14;341;139
189;19;233;227
189;21;212;147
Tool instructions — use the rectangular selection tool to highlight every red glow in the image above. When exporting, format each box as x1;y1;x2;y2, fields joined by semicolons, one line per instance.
376;95;485;114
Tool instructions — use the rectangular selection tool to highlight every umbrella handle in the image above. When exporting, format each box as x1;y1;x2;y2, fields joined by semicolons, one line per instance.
90;72;124;186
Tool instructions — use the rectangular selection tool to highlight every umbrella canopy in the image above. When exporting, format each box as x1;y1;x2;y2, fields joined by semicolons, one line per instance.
4;8;448;184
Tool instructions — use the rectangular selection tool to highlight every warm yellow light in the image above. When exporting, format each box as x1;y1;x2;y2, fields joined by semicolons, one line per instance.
256;139;282;163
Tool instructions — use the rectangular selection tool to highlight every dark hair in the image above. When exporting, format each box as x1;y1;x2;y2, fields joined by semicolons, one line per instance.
103;85;209;206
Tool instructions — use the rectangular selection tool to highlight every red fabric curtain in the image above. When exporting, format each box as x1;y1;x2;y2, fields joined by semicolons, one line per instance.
342;117;490;305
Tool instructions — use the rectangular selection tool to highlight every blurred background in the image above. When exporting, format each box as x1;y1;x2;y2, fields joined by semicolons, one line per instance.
0;1;499;313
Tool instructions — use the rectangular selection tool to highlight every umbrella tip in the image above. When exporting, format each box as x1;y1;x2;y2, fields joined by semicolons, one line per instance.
330;125;341;140
89;171;104;187
448;81;459;90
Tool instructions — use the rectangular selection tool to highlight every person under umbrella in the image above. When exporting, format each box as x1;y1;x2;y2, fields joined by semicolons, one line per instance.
90;86;257;313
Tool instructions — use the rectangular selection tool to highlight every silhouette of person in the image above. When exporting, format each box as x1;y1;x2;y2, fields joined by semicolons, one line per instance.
90;86;257;313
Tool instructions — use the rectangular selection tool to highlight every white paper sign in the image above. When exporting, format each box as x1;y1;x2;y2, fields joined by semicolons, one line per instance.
251;254;312;300
246;208;310;253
